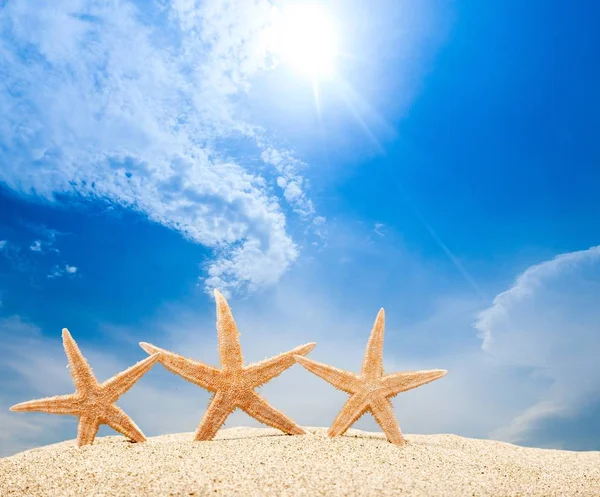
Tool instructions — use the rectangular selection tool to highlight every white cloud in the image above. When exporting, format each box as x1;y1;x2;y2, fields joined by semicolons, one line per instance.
0;410;68;458
489;401;567;443
475;245;600;443
0;315;200;455
0;289;467;456
47;264;78;279
105;285;486;439
0;0;322;294
29;240;42;252
373;222;385;237
46;268;61;279
4;245;599;455
260;147;317;219
28;234;60;254
0;240;30;272
185;247;600;446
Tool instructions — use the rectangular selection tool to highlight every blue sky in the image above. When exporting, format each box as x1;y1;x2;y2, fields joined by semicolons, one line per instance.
1;0;599;457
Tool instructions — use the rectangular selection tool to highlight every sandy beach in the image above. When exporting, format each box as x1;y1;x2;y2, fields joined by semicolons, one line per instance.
1;427;598;496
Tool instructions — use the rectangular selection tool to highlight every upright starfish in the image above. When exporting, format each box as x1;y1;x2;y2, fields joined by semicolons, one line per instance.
294;308;447;446
140;289;315;441
10;328;159;447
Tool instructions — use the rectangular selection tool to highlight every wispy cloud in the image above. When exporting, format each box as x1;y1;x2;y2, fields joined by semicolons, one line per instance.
0;289;461;456
260;147;317;219
475;245;600;443
47;264;78;279
27;226;60;254
0;410;68;458
0;315;198;456
3;244;599;455
29;240;42;252
373;222;386;237
0;0;322;295
0;239;30;272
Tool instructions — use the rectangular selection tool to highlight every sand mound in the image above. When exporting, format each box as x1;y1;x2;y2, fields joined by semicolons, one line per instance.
1;427;598;496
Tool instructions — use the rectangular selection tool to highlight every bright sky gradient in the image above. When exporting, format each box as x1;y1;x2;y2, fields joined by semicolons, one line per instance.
1;0;599;457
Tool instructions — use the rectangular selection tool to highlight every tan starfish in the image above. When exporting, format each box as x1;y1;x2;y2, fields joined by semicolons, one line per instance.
140;289;315;441
294;308;447;446
10;328;159;447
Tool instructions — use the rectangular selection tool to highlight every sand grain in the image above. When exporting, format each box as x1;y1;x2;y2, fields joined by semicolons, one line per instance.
1;427;598;496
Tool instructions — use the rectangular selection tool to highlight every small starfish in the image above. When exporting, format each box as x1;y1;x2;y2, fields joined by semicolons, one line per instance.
294;308;447;446
10;328;159;447
140;289;315;441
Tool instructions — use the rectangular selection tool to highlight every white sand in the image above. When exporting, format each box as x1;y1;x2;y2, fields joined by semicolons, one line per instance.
1;427;599;496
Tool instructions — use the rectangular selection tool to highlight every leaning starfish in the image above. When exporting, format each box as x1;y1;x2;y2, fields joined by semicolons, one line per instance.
294;308;447;446
140;289;315;441
10;328;159;447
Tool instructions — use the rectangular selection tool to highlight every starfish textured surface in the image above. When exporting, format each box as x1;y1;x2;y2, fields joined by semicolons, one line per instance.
10;329;160;447
140;289;316;441
294;308;447;446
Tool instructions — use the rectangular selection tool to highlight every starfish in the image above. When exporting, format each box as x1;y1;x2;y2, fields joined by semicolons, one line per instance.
10;329;159;447
294;308;447;446
139;289;316;441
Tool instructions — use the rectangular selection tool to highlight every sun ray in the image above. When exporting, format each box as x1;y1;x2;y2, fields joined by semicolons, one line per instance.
312;77;322;117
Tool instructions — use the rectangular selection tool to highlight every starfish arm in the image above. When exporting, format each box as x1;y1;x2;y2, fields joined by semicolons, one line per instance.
369;396;405;445
328;392;370;437
76;415;101;446
194;390;237;441
214;289;244;371
361;309;385;379
10;394;79;415
62;329;100;392
294;355;360;394
241;391;305;435
244;342;316;387
101;353;160;401
103;404;146;443
139;342;221;391
381;369;447;397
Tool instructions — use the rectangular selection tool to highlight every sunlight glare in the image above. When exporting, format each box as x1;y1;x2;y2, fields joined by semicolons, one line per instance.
271;4;338;79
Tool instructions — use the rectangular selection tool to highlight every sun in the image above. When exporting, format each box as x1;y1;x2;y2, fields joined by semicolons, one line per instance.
269;3;338;79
